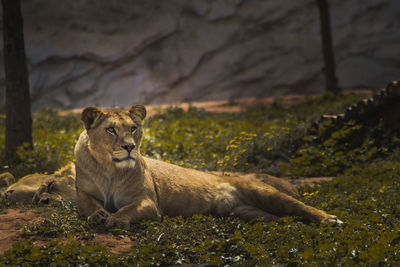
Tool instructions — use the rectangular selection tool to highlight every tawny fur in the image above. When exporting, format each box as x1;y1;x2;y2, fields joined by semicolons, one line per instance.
4;162;76;204
74;105;341;229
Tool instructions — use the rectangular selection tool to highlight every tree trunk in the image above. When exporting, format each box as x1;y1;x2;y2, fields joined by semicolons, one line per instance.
316;0;339;94
2;0;33;157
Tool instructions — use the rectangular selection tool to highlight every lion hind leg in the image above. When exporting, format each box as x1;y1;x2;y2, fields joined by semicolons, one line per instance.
228;177;340;224
232;205;279;222
258;192;343;224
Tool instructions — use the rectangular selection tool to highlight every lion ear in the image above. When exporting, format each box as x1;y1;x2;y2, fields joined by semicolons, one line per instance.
82;107;105;130
129;104;147;120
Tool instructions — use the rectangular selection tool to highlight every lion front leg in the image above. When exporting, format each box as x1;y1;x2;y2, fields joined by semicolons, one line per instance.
77;189;111;225
106;198;161;229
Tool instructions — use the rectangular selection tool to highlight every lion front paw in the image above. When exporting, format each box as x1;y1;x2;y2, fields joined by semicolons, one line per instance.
105;214;131;229
88;209;110;225
32;179;62;205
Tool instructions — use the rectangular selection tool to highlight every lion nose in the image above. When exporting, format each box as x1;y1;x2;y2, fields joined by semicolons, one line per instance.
122;144;135;153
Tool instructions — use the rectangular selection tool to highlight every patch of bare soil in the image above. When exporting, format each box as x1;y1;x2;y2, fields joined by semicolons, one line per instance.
0;209;36;255
0;208;136;255
93;234;134;254
59;89;373;116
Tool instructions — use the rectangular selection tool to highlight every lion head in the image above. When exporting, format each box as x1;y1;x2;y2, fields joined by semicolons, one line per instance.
81;105;147;170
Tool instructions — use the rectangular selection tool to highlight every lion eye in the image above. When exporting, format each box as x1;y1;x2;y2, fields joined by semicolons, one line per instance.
106;127;117;135
131;126;137;134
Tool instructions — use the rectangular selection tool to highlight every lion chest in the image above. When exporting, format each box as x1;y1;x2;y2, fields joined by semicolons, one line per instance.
98;177;137;213
102;186;134;213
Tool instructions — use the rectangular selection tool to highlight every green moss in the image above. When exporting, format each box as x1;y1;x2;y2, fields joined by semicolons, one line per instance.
1;239;131;266
281;118;400;177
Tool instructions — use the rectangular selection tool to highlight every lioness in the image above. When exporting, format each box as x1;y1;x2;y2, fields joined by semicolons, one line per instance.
75;105;342;229
4;162;76;205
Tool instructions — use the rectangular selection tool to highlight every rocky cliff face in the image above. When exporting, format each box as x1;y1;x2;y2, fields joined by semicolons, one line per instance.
0;0;399;110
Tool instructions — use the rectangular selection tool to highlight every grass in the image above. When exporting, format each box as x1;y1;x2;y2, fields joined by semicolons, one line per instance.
1;92;400;265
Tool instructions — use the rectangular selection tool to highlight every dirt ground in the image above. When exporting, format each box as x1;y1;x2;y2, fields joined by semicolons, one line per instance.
59;89;373;116
0;208;134;255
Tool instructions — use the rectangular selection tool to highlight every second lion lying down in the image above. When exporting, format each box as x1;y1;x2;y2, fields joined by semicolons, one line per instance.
75;105;342;229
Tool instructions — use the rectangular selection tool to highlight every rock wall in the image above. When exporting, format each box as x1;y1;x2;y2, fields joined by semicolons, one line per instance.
0;0;399;110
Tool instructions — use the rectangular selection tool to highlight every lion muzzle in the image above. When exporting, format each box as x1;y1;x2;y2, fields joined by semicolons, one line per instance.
112;149;139;168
